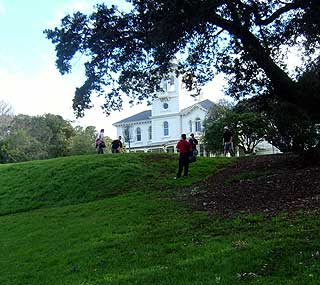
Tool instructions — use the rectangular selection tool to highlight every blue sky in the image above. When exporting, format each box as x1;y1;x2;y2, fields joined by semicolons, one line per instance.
0;1;54;73
0;0;225;138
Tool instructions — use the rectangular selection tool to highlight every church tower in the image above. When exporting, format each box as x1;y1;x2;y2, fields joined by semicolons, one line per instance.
151;74;180;117
150;65;203;144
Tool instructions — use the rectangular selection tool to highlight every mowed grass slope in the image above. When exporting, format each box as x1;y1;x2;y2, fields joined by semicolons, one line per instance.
0;154;153;215
1;153;320;284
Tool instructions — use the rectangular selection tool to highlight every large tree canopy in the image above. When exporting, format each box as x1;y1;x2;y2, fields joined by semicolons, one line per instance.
45;0;320;118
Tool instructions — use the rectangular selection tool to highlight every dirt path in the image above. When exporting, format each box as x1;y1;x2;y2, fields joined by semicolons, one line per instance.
186;154;320;217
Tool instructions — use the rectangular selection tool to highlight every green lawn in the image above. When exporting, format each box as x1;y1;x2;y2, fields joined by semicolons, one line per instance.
0;153;319;284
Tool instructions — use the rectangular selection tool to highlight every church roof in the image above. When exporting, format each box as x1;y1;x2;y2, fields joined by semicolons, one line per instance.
180;99;214;114
113;110;152;125
113;99;214;125
198;99;214;110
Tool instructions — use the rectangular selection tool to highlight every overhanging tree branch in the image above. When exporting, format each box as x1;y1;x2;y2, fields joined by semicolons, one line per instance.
256;0;308;25
45;0;318;119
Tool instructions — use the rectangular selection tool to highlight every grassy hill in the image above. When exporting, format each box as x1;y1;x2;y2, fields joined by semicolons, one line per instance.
0;153;319;284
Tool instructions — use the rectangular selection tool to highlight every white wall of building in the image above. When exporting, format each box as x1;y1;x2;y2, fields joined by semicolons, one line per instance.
114;70;211;151
151;114;181;144
117;121;151;148
152;96;180;117
179;82;202;110
115;105;209;151
152;74;180;117
181;107;208;135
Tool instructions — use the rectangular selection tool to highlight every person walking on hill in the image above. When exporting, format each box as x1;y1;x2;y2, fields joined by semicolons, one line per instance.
118;136;123;152
175;133;192;179
189;133;198;162
111;136;123;153
223;126;234;157
96;129;106;154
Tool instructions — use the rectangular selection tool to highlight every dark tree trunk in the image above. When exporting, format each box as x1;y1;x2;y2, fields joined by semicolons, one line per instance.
232;25;300;102
211;15;319;119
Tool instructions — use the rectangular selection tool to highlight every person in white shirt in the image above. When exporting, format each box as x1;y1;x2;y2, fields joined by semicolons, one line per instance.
96;129;105;154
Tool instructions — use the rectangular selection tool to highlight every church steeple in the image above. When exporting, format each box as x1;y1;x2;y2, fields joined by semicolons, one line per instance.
151;73;180;117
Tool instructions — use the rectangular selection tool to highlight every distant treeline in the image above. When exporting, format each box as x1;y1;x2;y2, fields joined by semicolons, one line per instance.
0;113;111;163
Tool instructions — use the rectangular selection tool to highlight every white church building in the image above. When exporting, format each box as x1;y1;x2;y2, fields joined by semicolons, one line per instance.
113;73;213;155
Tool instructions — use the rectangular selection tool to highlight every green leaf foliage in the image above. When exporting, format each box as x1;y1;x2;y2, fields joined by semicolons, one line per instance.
44;1;319;120
204;100;269;154
0;113;103;163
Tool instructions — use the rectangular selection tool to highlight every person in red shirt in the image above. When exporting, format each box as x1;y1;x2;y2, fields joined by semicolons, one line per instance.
175;133;192;179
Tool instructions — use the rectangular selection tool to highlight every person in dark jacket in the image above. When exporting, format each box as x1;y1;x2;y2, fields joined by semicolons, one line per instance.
223;126;234;156
111;136;123;153
189;133;198;151
174;134;192;179
188;133;198;162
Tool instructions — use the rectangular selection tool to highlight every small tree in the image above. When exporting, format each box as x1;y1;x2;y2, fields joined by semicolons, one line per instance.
70;126;97;155
236;112;269;154
241;90;320;153
0;141;10;163
203;100;234;154
204;102;270;155
0;99;13;116
123;126;132;152
0;99;14;141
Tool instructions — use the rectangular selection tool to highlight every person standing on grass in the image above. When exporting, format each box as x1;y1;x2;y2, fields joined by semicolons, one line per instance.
111;136;123;153
189;133;198;161
96;129;106;154
118;136;123;152
174;133;192;179
223;126;234;157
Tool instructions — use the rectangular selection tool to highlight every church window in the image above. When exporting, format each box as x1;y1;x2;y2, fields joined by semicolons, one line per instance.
195;118;202;132
136;127;142;141
163;121;169;136
123;127;131;142
148;126;152;140
161;80;167;92
168;76;175;91
169;76;175;85
189;120;192;132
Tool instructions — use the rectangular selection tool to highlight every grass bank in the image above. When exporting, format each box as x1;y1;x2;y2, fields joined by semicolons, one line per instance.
0;153;319;284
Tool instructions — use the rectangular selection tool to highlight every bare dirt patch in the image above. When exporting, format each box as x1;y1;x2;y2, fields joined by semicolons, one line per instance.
186;154;320;217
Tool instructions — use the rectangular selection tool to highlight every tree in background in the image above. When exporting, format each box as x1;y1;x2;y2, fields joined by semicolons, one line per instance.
235;112;270;154
204;101;270;155
0;99;14;162
70;126;112;155
0;99;13;116
71;126;96;155
0;111;114;163
0;115;12;140
238;87;320;154
232;99;274;154
0;141;10;163
41;114;75;157
203;100;234;154
7;114;75;159
0;99;13;139
5;130;47;162
204;99;234;125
